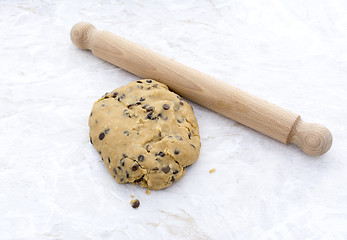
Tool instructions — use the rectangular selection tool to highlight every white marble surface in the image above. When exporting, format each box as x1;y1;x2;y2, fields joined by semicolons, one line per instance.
1;0;347;239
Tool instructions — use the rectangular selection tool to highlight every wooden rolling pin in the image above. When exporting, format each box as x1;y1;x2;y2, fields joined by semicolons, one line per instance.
70;22;332;156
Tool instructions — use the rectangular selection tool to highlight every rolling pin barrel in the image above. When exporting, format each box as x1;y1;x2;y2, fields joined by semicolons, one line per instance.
70;22;332;156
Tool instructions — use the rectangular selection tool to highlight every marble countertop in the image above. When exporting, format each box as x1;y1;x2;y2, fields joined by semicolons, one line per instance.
1;0;347;239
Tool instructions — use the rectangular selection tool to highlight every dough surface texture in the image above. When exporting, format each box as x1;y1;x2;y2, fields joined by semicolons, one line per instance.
89;79;201;190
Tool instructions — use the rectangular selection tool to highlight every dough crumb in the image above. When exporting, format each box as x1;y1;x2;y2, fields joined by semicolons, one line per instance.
209;168;216;173
145;189;151;195
130;195;135;198
130;199;140;209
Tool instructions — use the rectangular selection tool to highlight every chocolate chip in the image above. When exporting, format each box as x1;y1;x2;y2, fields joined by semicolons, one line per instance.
131;199;140;208
162;165;170;174
118;166;122;170
158;132;162;138
90;112;93;117
138;155;144;161
175;136;182;140
99;132;105;140
163;104;170;110
127;104;135;108
171;176;175;182
98;151;101;154
101;104;106;107
139;97;145;101
174;150;180;155
126;171;129;178
118;94;125;101
145;145;150;152
146;106;154;112
113;168;117;175
179;101;184;106
108;157;111;163
120;178;124;182
101;157;104;161
188;132;192;139
147;112;153;119
135;102;141;105
137;80;142;83
147;87;151;90
152;167;159;171
173;170;179;174
112;92;118;98
120;159;125;166
104;96;109;99
157;152;165;157
90;137;93;144
105;128;110;134
123;153;128;158
190;144;196;149
131;164;139;171
124;131;129;136
146;80;152;83
177;119;183;123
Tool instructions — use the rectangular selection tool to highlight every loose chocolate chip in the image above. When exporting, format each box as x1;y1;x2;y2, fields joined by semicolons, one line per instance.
118;166;122;170
108;157;111;163
124;131;129;136
131;164;139;171
173;170;179;174
163;104;170;110
105;128;110;134
131;199;140;208
190;144;196;149
126;171;129;178
90;137;93;144
137;80;142;83
146;80;152;83
171;176;175;182
139;97;145;101
99;132;105;140
138;155;144;161
120;159;125;166
123;153;128;158
152;167;159;171
95;120;98;124
159;152;165;157
112;92;118;98
174;150;180;155
162;165;170;174
179;101;184;106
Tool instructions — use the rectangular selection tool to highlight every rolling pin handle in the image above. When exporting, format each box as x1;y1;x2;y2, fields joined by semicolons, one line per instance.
289;117;332;156
70;22;97;50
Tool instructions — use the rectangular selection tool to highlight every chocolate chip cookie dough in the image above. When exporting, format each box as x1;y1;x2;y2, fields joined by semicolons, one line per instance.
89;79;201;190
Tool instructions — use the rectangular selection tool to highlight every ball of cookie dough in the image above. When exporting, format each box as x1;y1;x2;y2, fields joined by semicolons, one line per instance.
89;79;201;190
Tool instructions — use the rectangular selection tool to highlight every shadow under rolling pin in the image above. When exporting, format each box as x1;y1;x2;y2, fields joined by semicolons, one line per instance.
70;22;332;156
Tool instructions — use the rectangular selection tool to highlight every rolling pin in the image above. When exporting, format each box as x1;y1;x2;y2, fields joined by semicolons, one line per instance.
70;22;332;156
